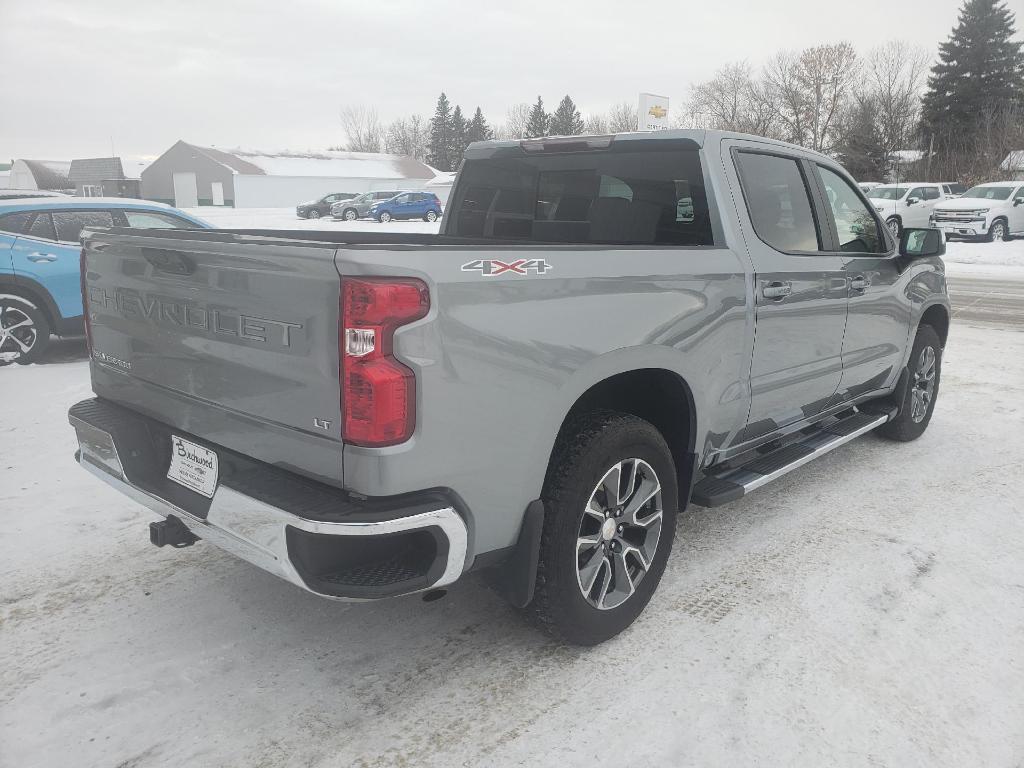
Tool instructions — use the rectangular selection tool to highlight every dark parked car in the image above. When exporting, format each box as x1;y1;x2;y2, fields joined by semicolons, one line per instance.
296;193;358;219
369;192;443;222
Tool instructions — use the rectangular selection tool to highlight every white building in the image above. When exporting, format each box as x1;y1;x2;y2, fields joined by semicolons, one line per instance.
140;141;440;208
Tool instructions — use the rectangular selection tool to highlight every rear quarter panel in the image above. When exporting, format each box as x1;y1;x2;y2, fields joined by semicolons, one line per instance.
337;243;752;556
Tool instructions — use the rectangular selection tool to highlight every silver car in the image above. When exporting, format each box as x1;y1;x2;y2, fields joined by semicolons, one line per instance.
331;190;404;221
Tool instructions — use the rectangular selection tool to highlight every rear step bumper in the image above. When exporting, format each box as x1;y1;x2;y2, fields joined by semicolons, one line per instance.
69;398;467;601
691;409;893;507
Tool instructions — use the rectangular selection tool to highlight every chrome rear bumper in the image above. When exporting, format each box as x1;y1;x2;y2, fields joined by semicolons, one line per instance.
70;403;467;601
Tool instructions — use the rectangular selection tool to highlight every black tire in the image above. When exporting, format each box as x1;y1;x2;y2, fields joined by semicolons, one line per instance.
424;210;438;222
343;208;358;221
378;212;392;223
877;324;942;442
0;295;51;366
984;218;1008;243
530;410;678;645
308;209;321;220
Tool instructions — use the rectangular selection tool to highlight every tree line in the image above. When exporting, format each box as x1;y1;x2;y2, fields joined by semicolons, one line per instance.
338;0;1022;183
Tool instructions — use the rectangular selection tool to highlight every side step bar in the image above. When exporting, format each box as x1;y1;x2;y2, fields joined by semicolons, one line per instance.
691;410;892;507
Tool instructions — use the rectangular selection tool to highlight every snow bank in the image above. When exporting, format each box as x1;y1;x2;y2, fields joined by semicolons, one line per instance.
943;238;1024;269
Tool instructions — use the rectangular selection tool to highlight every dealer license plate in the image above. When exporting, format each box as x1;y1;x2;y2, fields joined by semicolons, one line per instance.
167;435;219;498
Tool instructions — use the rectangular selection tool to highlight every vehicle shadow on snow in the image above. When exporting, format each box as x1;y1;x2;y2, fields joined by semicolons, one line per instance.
38;336;89;364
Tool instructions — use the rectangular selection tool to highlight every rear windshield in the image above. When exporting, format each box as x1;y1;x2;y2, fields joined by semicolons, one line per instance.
960;186;1015;200
446;148;714;245
868;187;908;200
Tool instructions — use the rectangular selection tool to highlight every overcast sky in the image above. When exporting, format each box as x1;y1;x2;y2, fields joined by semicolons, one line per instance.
0;0;994;161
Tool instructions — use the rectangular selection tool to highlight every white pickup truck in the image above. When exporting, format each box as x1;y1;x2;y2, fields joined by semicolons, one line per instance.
931;181;1024;241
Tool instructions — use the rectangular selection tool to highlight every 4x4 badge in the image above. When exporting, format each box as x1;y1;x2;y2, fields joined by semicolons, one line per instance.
461;258;552;276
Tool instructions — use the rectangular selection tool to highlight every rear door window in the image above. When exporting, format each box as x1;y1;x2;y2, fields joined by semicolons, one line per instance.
52;210;116;242
27;212;57;241
448;145;713;245
734;151;821;253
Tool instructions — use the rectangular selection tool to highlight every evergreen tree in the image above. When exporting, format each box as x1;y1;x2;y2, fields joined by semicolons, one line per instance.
835;96;888;182
921;0;1024;134
451;105;468;166
524;96;549;138
466;107;493;144
549;95;585;135
427;92;456;171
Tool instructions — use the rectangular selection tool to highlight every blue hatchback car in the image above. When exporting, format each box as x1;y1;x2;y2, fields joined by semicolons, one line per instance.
369;192;443;223
0;198;208;364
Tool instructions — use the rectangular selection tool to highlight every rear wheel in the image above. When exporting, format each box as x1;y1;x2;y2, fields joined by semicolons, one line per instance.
531;410;678;645
424;210;438;222
877;324;941;442
0;296;50;365
985;218;1007;242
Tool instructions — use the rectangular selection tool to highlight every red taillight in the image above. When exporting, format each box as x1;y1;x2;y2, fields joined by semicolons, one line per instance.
341;277;429;446
80;249;92;352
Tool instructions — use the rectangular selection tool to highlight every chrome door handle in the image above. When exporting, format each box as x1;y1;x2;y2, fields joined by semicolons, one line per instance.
850;276;869;291
27;252;58;263
762;281;792;300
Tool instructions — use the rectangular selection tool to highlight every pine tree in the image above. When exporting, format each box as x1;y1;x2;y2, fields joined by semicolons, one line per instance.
427;92;456;171
466;107;493;144
548;95;585;135
450;105;468;167
524;96;549;138
921;0;1024;133
835;96;888;182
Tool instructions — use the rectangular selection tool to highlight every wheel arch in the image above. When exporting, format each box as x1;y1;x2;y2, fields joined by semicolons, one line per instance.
919;303;950;347
0;274;59;330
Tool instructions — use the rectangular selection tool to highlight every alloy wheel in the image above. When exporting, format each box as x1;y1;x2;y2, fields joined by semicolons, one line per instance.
380;212;392;223
426;211;437;222
992;222;1005;241
576;458;663;610
0;305;38;363
309;209;321;219
910;345;937;423
345;209;357;221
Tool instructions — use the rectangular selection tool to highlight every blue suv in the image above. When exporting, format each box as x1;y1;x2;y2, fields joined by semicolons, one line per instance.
369;192;443;223
0;198;208;364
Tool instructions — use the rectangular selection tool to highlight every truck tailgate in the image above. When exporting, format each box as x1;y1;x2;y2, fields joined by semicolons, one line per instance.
81;229;344;485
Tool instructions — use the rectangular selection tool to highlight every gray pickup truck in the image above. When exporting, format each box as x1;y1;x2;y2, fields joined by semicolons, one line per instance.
70;130;950;645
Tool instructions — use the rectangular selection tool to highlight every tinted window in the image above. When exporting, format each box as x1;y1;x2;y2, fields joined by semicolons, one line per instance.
448;148;713;245
52;210;115;242
0;212;32;235
27;212;57;241
815;166;885;254
961;186;1015;200
920;187;940;200
735;152;820;252
123;210;192;229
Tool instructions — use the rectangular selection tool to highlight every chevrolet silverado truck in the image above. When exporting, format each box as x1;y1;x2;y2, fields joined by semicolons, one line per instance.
70;131;950;645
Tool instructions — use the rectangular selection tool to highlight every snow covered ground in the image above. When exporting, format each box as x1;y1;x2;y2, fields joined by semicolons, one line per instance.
2;320;1023;767
185;206;441;234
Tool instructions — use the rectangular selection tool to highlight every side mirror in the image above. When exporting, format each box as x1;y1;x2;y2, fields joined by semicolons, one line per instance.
900;228;945;259
906;197;920;206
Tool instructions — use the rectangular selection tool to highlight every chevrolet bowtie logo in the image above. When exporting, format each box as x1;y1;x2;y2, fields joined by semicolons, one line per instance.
648;105;667;119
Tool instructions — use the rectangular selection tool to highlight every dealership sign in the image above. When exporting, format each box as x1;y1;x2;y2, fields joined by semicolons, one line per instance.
638;93;670;131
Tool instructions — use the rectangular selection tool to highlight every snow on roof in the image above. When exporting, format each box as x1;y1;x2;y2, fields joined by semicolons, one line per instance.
1000;151;1024;171
425;171;457;187
188;144;436;180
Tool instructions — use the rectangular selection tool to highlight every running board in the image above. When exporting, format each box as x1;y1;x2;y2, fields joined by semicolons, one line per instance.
690;410;891;507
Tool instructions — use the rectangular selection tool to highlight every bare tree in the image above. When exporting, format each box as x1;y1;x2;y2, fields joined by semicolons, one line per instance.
687;61;779;137
340;105;383;152
584;113;608;134
384;114;429;160
498;103;531;140
865;42;929;157
608;101;637;133
762;51;811;146
797;43;860;153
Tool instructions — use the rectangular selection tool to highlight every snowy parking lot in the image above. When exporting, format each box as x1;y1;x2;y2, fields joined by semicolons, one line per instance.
1;219;1023;767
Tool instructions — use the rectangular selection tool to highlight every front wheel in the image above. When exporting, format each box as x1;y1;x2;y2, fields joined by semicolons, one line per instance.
378;211;392;223
424;210;438;222
877;324;942;442
343;208;358;221
0;296;51;365
308;209;321;220
531;410;678;645
985;219;1007;242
